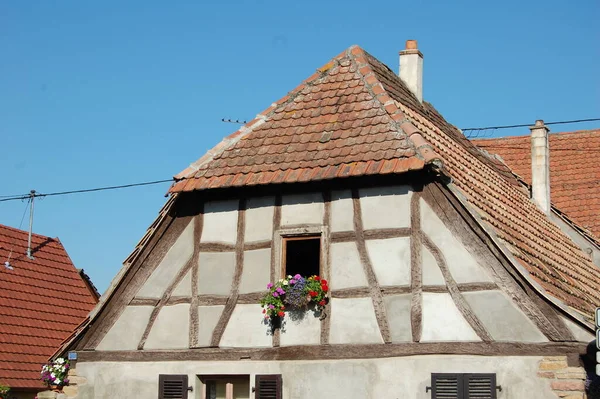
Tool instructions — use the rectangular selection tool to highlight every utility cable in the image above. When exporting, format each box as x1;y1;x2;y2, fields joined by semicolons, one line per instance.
0;179;174;203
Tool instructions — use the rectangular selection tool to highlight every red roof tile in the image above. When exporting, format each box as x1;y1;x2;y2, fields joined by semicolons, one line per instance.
170;45;599;322
472;130;600;239
170;47;440;192
0;224;98;389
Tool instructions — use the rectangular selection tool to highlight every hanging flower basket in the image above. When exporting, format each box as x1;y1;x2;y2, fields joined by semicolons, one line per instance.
40;358;70;392
260;274;329;326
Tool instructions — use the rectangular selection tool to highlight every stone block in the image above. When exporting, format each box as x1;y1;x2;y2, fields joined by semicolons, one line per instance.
37;391;58;399
554;367;586;380
539;360;568;370
550;380;584;391
537;371;555;378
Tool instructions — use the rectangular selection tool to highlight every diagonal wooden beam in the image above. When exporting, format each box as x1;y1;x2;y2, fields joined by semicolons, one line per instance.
210;199;246;347
351;189;391;343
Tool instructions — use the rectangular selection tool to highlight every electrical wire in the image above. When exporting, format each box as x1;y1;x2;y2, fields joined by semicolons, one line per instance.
461;118;600;132
0;179;174;203
0;118;598;203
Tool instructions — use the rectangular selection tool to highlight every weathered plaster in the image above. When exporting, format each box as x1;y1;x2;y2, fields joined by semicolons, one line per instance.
96;306;153;351
421;244;445;286
201;200;238;244
239;248;271;294
197;305;225;347
280;193;323;226
136;219;194;298
330;242;368;289
561;316;594;342
197;252;236;295
383;294;412;342
145;304;190;349
279;309;321;347
421;293;480;342
420;200;493;283
359;186;411;230
171;269;192;297
245;197;275;242
463;290;547;342
220;304;272;348
366;237;411;286
329;298;384;344
77;356;557;399
330;190;354;232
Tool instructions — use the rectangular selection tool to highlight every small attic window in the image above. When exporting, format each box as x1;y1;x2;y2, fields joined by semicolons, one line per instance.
282;236;321;277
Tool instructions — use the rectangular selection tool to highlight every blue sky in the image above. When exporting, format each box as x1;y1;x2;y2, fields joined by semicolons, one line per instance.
0;0;598;294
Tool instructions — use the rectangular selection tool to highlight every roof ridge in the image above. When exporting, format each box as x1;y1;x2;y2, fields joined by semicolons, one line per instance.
173;47;353;185
0;223;57;241
347;46;444;171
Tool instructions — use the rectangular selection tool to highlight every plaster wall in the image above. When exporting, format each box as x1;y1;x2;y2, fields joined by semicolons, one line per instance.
359;186;411;229
421;293;479;342
330;242;367;289
145;303;190;349
96;306;153;351
77;356;557;399
201;200;238;244
245;197;275;242
136;219;194;298
420;200;493;284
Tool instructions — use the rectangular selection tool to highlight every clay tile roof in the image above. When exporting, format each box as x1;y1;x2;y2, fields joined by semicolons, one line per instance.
171;45;600;321
0;224;98;389
472;129;600;239
170;45;441;193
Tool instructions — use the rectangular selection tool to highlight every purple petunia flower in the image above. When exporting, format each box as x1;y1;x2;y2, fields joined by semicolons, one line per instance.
294;274;301;280
290;279;296;284
269;304;275;309
273;292;279;297
267;283;273;289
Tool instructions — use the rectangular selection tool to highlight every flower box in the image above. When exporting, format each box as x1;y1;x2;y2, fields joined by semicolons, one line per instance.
259;274;329;326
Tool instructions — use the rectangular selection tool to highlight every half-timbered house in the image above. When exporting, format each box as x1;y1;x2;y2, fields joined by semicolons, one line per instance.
63;41;598;399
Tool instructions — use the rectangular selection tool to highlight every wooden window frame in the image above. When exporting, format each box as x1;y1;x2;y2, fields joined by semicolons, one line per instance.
274;225;328;281
199;375;250;399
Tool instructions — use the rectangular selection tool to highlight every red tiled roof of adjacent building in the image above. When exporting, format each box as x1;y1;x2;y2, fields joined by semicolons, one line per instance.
472;130;600;239
170;45;600;321
0;224;98;389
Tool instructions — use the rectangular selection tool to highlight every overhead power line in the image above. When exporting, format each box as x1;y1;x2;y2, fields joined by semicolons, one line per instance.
461;117;600;134
0;179;173;203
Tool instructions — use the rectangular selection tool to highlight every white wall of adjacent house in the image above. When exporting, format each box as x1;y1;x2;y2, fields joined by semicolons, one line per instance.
96;184;549;351
76;356;557;399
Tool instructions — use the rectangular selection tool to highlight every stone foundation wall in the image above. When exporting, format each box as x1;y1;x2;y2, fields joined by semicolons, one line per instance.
538;356;587;398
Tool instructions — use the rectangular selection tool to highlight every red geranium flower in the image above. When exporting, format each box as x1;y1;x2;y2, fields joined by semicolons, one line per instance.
318;300;326;306
277;311;285;317
314;276;321;281
309;291;318;297
322;285;329;292
320;279;327;285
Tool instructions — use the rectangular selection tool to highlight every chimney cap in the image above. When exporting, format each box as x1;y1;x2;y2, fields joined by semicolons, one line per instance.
406;40;418;50
530;119;550;132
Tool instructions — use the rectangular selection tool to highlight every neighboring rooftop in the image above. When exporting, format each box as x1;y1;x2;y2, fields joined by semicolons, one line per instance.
473;129;600;239
171;44;600;322
0;224;99;389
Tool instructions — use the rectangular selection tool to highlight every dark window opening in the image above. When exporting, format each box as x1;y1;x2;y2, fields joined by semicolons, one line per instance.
283;236;321;277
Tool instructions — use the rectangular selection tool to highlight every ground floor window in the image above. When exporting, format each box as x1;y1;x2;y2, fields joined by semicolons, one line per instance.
200;376;250;399
430;373;497;399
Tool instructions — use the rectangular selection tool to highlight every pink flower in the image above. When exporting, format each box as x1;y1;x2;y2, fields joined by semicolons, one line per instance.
267;283;273;289
294;274;302;279
273;292;279;297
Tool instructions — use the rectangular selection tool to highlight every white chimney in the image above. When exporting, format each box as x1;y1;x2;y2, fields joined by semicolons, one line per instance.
530;120;551;214
399;39;423;102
